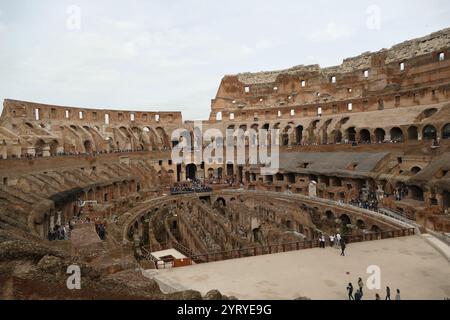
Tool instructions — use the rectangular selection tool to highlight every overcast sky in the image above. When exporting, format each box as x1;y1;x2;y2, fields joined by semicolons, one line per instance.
0;0;449;120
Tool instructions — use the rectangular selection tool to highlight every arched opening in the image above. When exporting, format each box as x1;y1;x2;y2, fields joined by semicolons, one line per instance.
34;139;46;156
325;210;335;221
423;125;437;140
340;214;351;226
374;128;385;143
359;129;371;143
346;127;356;142
281;126;291;146
217;168;223;179
422;108;438;118
407;126;418;141
442;123;450;139
409;185;424;201
186;163;197;180
332;130;342;143
295;125;303;144
411;166;422;174
84;140;93;153
207;168;214;179
390;127;404;142
252;227;262;243
216;112;222;121
215;197;226;207
49;140;59;155
356;219;366;230
371;225;381;233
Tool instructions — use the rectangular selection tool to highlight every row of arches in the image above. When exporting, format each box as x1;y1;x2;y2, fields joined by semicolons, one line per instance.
222;122;449;146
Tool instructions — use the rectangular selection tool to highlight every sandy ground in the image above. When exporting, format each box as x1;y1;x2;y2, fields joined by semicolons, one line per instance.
154;236;450;300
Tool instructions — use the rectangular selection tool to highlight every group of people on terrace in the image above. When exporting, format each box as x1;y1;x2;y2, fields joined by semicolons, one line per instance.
170;178;212;194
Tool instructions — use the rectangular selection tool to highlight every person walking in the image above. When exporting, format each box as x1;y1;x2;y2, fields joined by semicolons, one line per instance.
336;233;341;247
329;234;335;247
347;283;354;300
385;286;391;300
320;235;326;248
395;289;401;300
358;277;364;295
340;239;346;256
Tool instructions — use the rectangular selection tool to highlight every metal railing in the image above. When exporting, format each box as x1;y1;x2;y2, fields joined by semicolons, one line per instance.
190;228;415;264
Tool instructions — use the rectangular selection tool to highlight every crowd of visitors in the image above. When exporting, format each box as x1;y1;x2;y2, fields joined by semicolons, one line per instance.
47;223;71;241
347;280;401;300
394;184;408;201
319;233;347;256
170;178;212;194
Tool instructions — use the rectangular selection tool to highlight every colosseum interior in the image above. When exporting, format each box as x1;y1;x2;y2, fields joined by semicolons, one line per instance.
1;28;450;300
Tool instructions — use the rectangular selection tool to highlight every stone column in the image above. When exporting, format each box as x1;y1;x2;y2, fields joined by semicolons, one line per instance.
42;144;51;157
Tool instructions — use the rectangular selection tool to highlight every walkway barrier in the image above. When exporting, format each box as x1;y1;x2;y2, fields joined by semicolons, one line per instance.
190;228;415;264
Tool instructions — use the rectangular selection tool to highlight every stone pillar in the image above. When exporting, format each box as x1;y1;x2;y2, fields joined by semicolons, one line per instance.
288;132;294;149
181;164;186;181
42;144;51;157
27;147;36;157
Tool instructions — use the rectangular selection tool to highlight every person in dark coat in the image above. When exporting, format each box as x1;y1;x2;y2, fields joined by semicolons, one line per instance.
385;286;391;300
347;283;354;300
340;239;346;256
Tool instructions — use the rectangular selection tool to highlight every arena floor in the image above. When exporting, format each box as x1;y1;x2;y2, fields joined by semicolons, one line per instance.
152;236;450;300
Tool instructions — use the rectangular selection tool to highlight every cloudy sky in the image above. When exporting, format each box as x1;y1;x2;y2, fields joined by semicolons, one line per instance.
0;0;449;120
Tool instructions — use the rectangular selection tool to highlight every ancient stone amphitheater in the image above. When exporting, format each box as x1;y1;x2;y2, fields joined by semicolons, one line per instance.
0;28;449;300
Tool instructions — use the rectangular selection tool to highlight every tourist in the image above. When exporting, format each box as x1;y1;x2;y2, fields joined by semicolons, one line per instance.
354;288;362;300
347;283;354;300
385;286;391;300
375;293;381;300
358;277;364;295
395;289;401;300
319;235;325;248
340;239;346;256
336;233;341;247
329;234;335;247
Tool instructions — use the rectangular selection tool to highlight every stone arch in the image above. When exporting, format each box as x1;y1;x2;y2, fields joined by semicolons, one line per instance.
411;166;422;174
407;126;418;141
207;168;214;178
34;139;46;156
359;129;371;143
356;219;366;230
325;210;335;221
345;127;356;142
49;139;59;155
281;125;292;146
156;127;170;148
186;163;197;180
423;125;437;140
295;125;303;144
409;185;424;201
442;123;450;139
340;214;351;226
390;127;404;142
84;140;93;153
374;128;385;143
332;129;342;143
215;197;226;208
370;225;381;233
